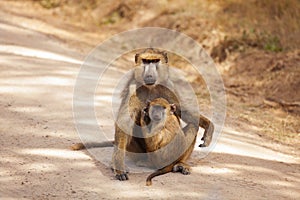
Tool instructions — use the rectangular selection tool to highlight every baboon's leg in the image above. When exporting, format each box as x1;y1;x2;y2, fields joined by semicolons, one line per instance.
199;115;214;147
127;134;149;167
173;124;197;175
179;110;214;147
112;125;129;181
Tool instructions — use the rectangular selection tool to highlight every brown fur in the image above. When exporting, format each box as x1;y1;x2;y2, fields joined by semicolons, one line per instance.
70;141;114;150
70;48;214;181
140;98;196;186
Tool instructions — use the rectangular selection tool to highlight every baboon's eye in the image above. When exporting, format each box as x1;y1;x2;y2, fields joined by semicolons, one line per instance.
142;59;150;64
142;59;160;64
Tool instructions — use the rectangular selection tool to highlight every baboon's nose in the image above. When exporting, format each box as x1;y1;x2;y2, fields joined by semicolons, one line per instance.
144;75;156;85
146;74;153;79
152;115;161;121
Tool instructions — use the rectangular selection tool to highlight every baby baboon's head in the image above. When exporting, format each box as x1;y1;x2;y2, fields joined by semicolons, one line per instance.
145;98;176;123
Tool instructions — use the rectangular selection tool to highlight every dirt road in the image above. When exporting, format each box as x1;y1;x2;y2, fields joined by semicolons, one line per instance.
0;3;299;200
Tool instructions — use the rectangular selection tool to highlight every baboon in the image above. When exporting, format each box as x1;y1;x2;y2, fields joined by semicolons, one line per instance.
71;48;214;181
112;48;213;181
140;98;196;186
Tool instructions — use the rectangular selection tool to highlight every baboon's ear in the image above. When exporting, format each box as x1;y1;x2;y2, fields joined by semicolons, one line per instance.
143;100;151;115
135;53;139;64
170;103;176;113
146;100;151;107
162;52;168;63
142;107;149;115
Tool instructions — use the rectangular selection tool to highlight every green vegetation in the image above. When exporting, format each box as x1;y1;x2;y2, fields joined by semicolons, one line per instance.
101;11;122;25
263;35;283;52
39;0;60;9
242;29;283;52
211;29;283;62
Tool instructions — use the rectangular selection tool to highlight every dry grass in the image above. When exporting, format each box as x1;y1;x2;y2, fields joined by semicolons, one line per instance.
32;0;300;52
214;0;300;50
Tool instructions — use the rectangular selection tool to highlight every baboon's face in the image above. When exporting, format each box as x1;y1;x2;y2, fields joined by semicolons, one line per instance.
134;49;169;86
142;59;160;85
148;104;167;122
146;98;176;123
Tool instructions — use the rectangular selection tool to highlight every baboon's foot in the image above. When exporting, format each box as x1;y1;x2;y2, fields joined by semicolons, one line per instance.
111;168;129;181
115;171;129;181
173;163;191;175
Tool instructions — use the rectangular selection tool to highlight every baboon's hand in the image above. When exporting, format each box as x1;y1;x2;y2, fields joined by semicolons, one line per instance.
199;122;214;147
115;171;129;181
199;138;208;147
113;168;129;181
199;135;211;147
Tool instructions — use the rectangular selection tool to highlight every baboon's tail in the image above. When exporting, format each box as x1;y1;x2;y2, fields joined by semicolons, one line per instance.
146;164;174;186
70;141;114;150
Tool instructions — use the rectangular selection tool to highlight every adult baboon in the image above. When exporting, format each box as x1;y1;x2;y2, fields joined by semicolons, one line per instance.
71;48;214;181
112;48;213;180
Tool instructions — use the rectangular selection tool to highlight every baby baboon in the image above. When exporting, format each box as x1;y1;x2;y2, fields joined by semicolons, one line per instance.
141;98;196;186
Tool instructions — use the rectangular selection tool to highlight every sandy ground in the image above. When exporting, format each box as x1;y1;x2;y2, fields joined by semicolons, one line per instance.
0;3;299;200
